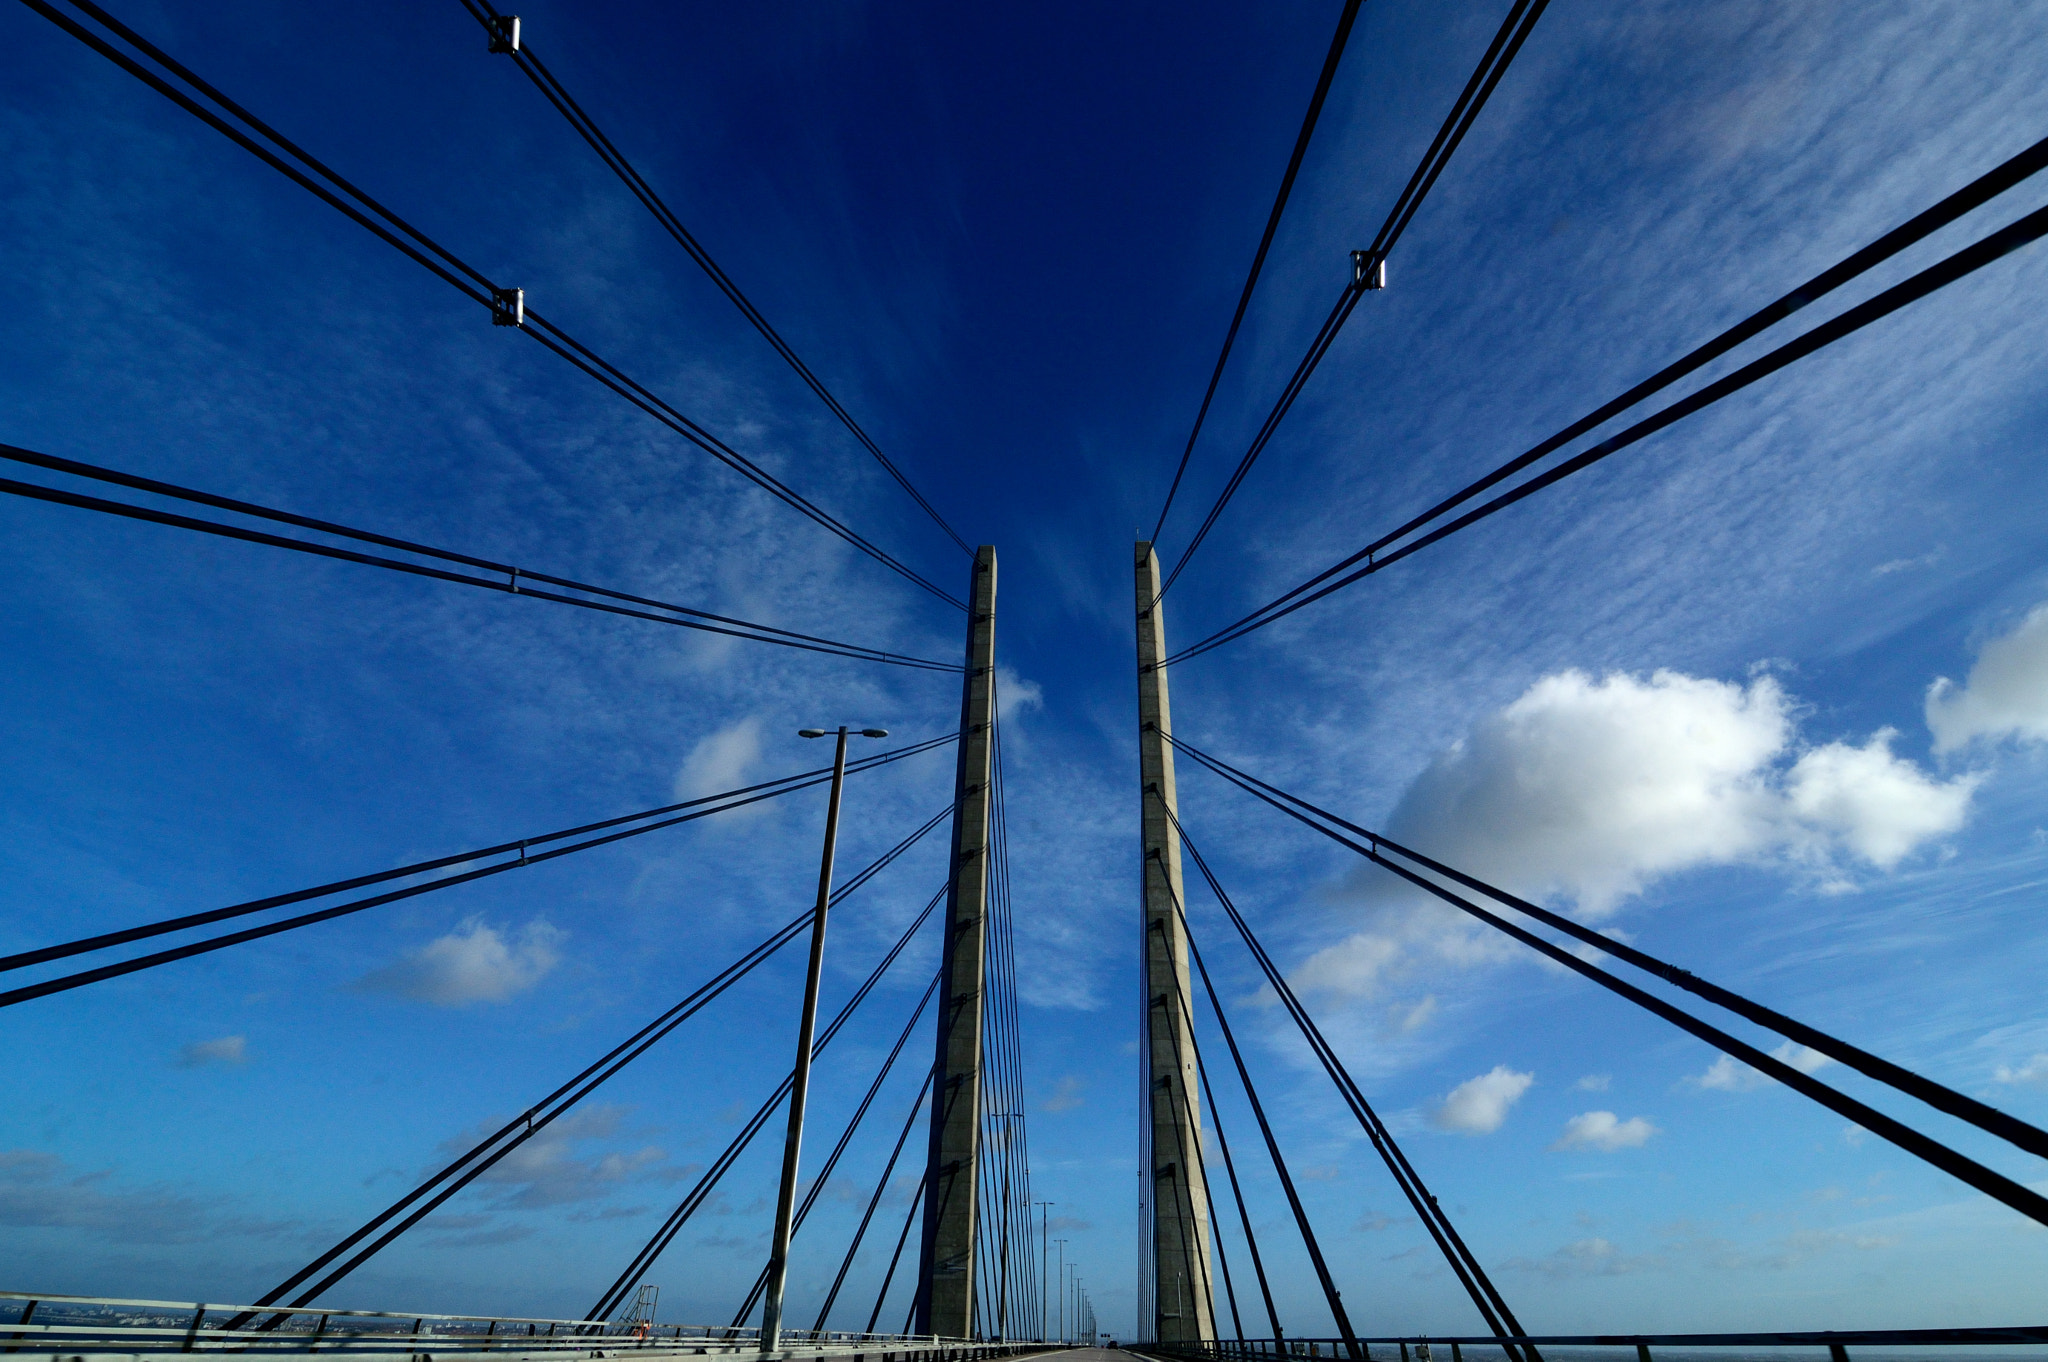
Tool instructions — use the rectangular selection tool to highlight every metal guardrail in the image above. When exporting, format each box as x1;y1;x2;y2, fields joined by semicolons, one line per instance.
0;1293;1048;1361
1141;1331;2048;1362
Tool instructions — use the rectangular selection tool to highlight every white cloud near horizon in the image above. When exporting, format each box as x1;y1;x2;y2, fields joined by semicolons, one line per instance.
354;918;564;1006
1433;1065;1534;1134
1927;602;2048;753
1294;668;1975;1002
1554;1111;1659;1151
436;1106;679;1209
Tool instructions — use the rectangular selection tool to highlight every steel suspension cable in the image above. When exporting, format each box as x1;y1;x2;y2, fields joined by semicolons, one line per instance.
1156;793;1533;1359
234;826;950;1329
1150;0;1367;545
0;445;961;672
587;889;947;1323
0;742;954;1009
867;1178;926;1335
1166;733;2048;1164
1166;737;2048;1230
728;973;942;1331
812;1070;935;1333
1156;0;1552;598
1164;862;1360;1356
454;0;970;559
19;0;965;612
1166;960;1284;1343
1144;915;1242;1341
987;706;1037;1338
1162;137;2048;664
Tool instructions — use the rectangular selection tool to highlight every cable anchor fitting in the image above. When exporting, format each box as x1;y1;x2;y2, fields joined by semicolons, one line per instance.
486;14;520;54
1351;250;1387;290
491;286;525;327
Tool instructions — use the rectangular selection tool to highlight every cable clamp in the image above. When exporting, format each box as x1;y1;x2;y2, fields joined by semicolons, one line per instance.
508;566;521;593
486;14;521;53
517;840;529;865
1351;250;1387;289
491;286;525;327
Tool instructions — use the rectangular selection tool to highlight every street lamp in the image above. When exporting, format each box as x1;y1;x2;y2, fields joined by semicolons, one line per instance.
1034;1200;1052;1343
1053;1240;1067;1343
758;725;889;1352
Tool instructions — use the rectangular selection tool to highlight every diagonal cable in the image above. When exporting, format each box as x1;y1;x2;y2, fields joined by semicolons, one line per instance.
456;0;969;558
1163;136;2048;664
1160;864;1361;1353
865;1176;926;1335
19;0;964;612
1156;791;1533;1358
233;819;952;1328
1156;0;1551;597
587;891;946;1322
812;1070;934;1333
1150;0;1367;544
1143;916;1243;1342
0;742;954;1009
1165;732;2048;1164
1167;734;2048;1229
0;444;961;671
728;973;941;1330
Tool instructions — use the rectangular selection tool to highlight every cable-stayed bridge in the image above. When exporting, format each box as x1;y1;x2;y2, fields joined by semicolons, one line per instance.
5;4;2048;1362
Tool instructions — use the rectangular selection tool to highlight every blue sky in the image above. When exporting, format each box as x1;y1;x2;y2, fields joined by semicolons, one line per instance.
4;0;2048;1342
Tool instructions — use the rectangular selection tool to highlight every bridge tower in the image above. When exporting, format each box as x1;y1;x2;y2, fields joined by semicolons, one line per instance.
915;545;997;1337
1134;541;1218;1342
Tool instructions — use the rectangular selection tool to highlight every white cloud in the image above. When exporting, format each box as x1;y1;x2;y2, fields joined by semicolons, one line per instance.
1503;1236;1657;1277
674;716;765;800
1927;602;2048;752
1692;1055;1768;1091
1575;1074;1612;1092
0;1149;297;1244
1384;669;1973;915
1386;669;1792;916
995;666;1044;724
1041;1075;1085;1113
1432;1065;1534;1134
1297;668;1975;999
437;1106;676;1209
1690;1042;1833;1092
1994;1054;2048;1088
1772;1041;1835;1075
1784;730;1977;869
175;1035;247;1068
354;918;564;1006
1391;995;1437;1034
1553;1111;1659;1151
1292;933;1406;997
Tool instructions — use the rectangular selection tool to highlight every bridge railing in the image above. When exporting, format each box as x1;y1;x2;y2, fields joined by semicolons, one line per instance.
1139;1330;2048;1362
0;1292;1038;1359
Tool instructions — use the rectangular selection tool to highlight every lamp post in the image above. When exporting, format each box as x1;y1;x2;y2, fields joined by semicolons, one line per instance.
759;725;889;1353
1054;1240;1067;1343
1034;1201;1052;1343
